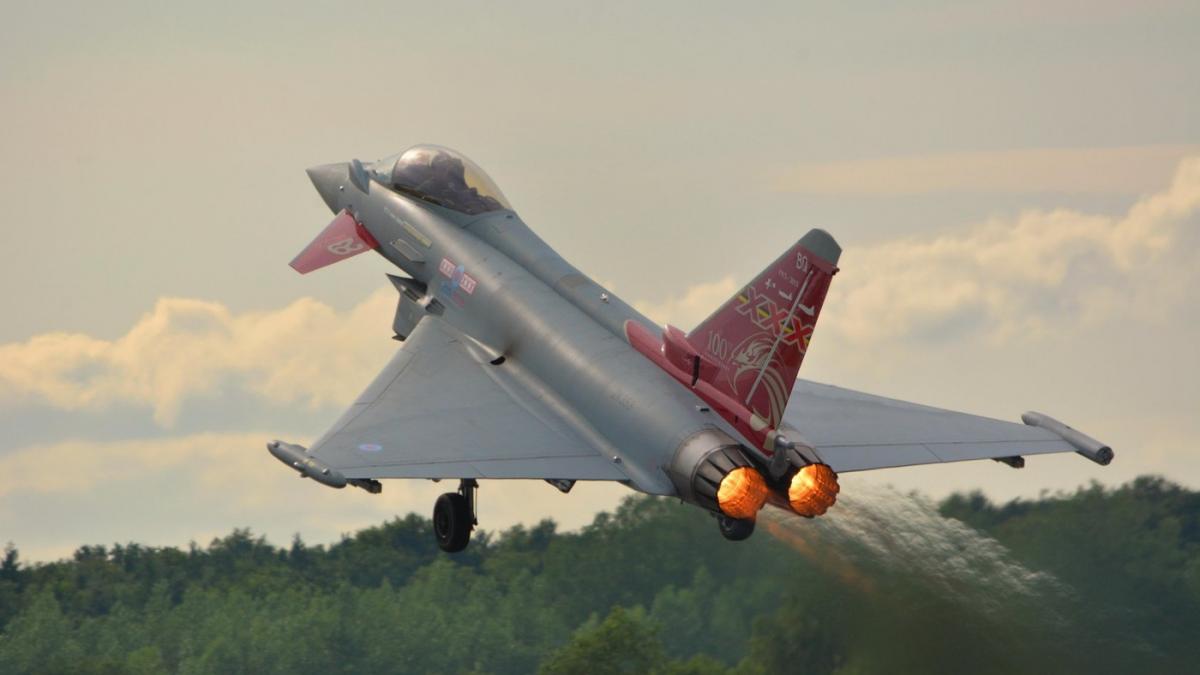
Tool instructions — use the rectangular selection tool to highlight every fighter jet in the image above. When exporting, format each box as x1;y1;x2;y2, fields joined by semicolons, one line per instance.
270;144;1113;552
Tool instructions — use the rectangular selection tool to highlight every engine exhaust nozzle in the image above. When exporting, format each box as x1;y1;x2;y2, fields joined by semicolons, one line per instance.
789;463;839;517
717;466;769;519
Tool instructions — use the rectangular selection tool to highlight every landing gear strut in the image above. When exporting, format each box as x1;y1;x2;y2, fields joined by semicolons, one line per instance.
433;479;477;553
717;514;755;541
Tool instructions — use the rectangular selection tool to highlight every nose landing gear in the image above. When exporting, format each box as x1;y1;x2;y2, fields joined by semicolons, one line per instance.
433;479;477;552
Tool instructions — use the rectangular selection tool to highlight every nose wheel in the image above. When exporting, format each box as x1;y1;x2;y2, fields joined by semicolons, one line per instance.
433;479;477;552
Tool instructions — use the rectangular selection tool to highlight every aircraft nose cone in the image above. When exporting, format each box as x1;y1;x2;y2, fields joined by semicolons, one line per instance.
306;162;349;213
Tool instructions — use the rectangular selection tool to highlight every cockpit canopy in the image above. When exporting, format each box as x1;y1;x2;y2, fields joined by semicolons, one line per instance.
371;144;512;216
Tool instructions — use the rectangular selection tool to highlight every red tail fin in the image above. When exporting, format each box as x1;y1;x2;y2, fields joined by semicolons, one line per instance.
624;229;840;454
687;229;840;429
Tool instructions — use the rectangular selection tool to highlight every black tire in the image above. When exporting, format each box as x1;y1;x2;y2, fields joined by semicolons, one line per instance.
433;492;473;552
717;514;755;541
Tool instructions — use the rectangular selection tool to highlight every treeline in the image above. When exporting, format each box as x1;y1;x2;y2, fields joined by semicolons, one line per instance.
1;476;1197;674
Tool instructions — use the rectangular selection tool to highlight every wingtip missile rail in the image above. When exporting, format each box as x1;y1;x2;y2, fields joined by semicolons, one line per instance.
267;440;348;488
1021;412;1115;466
268;441;384;492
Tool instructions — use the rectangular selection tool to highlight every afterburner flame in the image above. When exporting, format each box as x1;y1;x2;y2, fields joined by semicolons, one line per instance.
789;463;840;517
717;466;768;519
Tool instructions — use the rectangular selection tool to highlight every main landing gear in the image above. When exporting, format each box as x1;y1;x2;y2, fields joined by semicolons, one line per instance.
433;479;477;553
717;514;755;541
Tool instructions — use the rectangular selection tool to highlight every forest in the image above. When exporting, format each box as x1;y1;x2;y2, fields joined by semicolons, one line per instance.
1;475;1197;674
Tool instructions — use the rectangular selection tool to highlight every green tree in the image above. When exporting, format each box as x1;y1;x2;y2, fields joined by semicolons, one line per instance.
1;480;1198;674
539;606;667;675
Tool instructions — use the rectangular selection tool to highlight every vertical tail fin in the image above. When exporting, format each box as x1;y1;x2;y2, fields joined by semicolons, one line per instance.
687;229;840;428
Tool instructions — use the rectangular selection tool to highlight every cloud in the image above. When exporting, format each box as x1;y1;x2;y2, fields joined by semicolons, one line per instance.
821;157;1200;348
4;157;1196;431
3;157;1197;433
0;272;745;431
773;145;1200;196
0;432;266;498
0;291;397;427
634;158;1200;351
632;276;738;331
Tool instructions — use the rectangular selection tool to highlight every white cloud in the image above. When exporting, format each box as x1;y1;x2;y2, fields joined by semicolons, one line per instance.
633;276;738;331
636;157;1200;354
823;156;1200;347
3;158;1196;431
773;145;1200;196
0;432;267;498
0;291;397;426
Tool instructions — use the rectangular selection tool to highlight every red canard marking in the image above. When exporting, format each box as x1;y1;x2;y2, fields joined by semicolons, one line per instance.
290;209;381;274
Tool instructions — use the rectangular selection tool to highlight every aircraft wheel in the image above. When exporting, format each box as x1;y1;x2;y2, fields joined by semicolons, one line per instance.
433;492;472;552
717;514;755;541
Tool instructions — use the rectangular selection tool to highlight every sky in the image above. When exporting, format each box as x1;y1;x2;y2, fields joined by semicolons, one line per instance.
1;0;1198;561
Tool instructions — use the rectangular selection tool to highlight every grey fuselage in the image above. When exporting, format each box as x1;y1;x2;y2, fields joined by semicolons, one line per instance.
307;164;753;501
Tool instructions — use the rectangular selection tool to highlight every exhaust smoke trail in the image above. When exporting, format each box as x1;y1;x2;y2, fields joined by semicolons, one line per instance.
762;483;1068;621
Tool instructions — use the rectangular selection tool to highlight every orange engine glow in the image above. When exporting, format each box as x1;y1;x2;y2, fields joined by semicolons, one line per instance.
717;467;768;519
788;463;840;517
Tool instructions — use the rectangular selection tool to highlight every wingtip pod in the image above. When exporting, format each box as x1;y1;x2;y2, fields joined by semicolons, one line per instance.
1022;412;1114;466
266;440;348;488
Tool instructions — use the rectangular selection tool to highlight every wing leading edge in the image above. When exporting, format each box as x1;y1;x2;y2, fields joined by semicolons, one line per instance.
296;316;631;483
784;379;1113;473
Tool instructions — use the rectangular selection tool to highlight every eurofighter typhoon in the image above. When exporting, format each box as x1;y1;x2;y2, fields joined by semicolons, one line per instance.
270;145;1113;552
